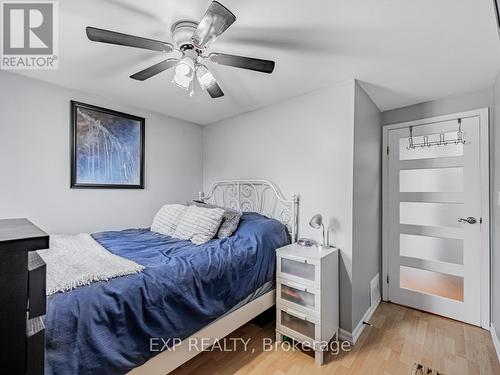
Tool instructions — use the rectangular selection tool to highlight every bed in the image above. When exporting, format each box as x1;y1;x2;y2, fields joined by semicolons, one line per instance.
44;180;299;375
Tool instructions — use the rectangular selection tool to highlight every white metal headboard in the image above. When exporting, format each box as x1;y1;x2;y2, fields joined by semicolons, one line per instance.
199;180;299;242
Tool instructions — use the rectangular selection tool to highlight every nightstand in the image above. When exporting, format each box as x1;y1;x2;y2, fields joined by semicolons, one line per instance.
275;243;339;366
0;219;49;374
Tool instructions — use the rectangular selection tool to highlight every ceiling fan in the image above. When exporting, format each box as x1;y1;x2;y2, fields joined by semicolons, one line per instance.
85;1;275;99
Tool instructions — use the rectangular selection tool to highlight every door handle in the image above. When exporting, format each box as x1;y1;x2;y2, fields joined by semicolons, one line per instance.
458;217;477;224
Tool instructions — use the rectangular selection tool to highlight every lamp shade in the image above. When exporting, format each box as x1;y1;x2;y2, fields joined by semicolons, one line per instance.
309;214;323;229
172;56;195;90
196;64;216;90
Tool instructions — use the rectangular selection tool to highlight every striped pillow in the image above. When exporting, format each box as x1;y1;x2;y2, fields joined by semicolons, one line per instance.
151;204;188;236
174;205;225;245
189;201;242;239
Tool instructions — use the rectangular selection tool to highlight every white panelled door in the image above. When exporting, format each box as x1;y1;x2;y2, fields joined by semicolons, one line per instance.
386;116;485;326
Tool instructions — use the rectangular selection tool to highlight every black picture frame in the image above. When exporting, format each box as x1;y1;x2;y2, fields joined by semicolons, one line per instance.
70;101;145;189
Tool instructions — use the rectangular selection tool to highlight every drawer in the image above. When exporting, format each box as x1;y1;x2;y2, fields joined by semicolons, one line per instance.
277;254;319;287
27;316;45;375
28;252;46;319
277;278;320;316
276;307;319;343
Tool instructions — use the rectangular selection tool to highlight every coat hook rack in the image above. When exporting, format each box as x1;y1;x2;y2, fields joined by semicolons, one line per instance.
407;118;466;150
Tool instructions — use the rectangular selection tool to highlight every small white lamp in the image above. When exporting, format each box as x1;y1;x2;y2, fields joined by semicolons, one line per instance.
309;214;326;247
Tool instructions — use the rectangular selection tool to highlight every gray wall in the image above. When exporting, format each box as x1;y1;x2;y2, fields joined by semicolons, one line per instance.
351;82;382;330
493;73;500;340
0;71;203;233
381;89;493;125
203;81;357;331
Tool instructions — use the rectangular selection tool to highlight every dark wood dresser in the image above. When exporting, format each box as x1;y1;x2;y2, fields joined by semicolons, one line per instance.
0;219;49;374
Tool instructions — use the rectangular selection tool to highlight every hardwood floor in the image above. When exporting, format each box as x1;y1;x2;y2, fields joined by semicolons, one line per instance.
171;302;500;375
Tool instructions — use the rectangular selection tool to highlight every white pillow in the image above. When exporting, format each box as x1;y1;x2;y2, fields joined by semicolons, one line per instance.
151;204;188;236
173;205;225;245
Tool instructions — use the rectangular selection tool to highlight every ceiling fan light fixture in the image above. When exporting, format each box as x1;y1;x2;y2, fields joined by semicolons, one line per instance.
172;56;195;90
86;1;275;100
196;64;216;90
188;79;195;97
191;1;236;49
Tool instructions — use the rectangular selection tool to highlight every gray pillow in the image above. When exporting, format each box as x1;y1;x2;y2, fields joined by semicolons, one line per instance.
191;201;242;239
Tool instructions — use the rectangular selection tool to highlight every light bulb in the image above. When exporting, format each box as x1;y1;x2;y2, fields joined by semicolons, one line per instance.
176;63;191;76
172;56;195;90
196;65;216;90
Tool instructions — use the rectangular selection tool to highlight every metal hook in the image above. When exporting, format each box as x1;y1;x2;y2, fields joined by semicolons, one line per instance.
407;119;466;150
457;118;464;144
408;126;414;149
439;133;445;146
423;135;429;147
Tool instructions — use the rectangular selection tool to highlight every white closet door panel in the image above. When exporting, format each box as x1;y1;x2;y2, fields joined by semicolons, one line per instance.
399;168;463;193
399;202;463;228
387;116;482;326
399;266;464;302
400;233;463;264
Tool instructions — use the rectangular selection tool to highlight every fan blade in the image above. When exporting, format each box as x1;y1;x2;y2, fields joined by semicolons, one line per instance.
206;81;224;98
208;52;275;73
86;27;174;52
130;58;178;81
192;1;236;49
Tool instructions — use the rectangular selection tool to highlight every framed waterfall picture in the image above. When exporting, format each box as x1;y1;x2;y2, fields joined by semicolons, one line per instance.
70;101;145;189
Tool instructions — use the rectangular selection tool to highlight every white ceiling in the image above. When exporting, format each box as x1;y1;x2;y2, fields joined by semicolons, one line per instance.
14;0;500;124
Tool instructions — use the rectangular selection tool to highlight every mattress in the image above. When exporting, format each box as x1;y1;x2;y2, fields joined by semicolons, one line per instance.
44;212;289;375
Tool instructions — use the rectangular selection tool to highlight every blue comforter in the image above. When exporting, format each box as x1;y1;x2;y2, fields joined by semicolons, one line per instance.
45;212;289;375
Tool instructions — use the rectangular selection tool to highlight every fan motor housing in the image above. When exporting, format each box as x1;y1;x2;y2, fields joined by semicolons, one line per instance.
171;21;199;51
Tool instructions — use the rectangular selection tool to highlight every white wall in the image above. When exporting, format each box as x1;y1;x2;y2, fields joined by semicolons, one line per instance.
381;88;493;125
0;71;203;233
204;81;355;251
203;81;357;329
351;82;382;330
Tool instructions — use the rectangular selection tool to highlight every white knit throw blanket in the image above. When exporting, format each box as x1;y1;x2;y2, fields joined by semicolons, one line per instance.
37;234;144;295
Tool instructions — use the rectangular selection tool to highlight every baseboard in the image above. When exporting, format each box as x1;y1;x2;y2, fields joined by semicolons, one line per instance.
338;328;353;343
491;324;500;364
338;296;381;344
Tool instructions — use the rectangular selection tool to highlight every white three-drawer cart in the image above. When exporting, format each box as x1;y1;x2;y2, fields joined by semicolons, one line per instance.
275;243;339;365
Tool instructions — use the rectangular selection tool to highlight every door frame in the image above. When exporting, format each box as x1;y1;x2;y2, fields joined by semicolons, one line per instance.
382;108;490;329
